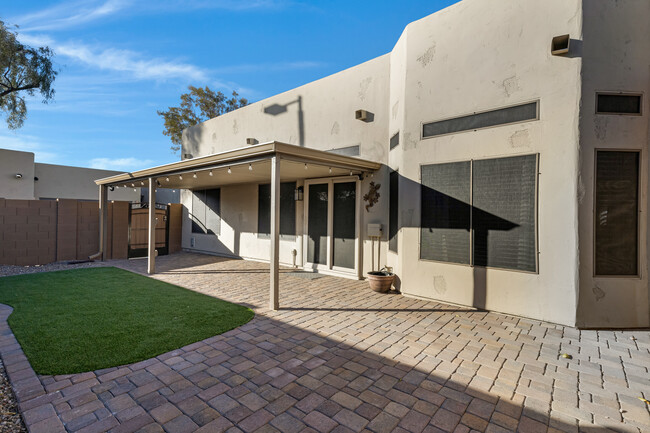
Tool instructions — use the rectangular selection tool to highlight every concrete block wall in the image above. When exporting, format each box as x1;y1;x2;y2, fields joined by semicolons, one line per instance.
0;199;132;266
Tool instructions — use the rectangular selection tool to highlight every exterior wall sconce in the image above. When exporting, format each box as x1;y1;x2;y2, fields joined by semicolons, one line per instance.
355;109;368;121
294;186;304;201
14;173;22;179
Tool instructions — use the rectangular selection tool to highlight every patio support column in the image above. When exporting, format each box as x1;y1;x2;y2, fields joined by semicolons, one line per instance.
99;184;108;261
270;155;280;310
148;177;156;274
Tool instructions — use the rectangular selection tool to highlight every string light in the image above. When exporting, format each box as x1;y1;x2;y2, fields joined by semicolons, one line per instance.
179;175;183;180
227;167;232;174
304;163;308;170
165;177;170;182
249;164;253;171
131;183;135;187
140;181;144;186
329;167;332;174
209;170;213;176
193;173;197;179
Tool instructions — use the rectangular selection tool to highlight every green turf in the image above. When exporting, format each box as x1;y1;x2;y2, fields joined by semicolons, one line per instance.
0;267;254;375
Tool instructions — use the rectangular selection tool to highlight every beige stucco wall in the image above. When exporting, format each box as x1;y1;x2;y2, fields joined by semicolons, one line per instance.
181;0;648;327
0;149;35;199
391;0;583;327
182;54;391;270
576;0;650;328
34;163;139;202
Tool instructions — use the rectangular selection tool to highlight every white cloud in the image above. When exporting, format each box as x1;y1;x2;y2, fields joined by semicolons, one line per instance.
89;157;155;171
12;0;130;31
0;133;61;164
18;34;208;83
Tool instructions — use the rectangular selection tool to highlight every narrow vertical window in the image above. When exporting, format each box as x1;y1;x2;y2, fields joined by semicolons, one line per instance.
389;170;399;252
595;151;639;276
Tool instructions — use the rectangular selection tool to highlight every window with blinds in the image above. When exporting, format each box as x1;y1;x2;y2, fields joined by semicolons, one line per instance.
420;154;538;272
595;151;639;276
258;182;297;239
191;189;221;235
422;101;539;138
596;93;642;115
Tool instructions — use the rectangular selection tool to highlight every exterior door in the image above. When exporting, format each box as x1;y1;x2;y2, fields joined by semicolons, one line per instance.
304;177;360;276
128;203;169;258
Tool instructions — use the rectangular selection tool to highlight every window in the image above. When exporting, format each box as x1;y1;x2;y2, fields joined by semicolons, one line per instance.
422;101;539;138
420;154;538;272
191;189;220;235
596;93;642;115
390;132;400;150
258;182;296;239
595;151;639;276
389;170;399;252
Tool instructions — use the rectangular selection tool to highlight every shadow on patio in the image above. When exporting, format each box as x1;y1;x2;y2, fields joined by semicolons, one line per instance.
37;251;642;433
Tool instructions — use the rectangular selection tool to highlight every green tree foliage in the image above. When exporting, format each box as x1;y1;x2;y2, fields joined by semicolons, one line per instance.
158;86;249;153
0;21;57;129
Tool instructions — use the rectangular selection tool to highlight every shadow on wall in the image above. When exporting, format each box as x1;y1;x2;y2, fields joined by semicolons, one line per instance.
393;173;520;310
264;95;305;147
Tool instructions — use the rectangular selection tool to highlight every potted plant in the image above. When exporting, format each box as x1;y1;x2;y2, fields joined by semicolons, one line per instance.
367;267;395;293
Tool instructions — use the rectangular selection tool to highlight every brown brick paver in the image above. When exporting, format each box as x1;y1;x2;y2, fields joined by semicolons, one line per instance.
0;252;649;432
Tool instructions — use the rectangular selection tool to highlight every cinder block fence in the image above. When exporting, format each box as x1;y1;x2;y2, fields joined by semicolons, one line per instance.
0;199;181;266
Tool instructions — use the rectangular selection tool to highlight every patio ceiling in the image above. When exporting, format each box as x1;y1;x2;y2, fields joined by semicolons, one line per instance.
95;141;382;189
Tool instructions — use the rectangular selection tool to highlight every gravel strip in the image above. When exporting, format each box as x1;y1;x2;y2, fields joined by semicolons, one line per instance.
0;360;26;433
0;260;106;277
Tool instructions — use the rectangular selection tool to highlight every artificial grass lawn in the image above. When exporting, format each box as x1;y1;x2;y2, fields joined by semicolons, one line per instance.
0;267;254;375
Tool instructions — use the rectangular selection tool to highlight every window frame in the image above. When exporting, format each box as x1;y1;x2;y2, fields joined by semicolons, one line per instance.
595;92;643;116
420;100;540;140
418;154;540;274
593;149;642;278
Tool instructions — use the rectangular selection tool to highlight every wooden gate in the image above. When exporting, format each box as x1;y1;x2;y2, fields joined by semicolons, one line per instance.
128;203;169;258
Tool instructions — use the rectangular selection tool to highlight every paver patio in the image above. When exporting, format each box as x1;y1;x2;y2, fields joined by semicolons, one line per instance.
0;252;649;433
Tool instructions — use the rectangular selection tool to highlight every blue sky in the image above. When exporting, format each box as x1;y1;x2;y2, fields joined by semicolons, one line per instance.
1;0;458;171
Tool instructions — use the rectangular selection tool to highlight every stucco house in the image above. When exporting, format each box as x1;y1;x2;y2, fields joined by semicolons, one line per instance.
96;0;650;329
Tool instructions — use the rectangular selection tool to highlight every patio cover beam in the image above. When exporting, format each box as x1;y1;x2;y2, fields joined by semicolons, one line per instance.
270;156;280;310
98;184;108;261
148;178;156;274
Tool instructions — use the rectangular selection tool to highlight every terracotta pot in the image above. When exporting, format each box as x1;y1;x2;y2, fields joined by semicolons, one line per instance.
367;271;395;293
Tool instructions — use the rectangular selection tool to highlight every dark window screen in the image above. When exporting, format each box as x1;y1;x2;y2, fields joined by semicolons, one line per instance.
307;184;328;265
332;182;356;269
390;132;400;150
597;94;642;115
191;189;220;235
328;145;360;157
420;161;471;264
595;151;639;276
389;171;398;252
423;101;538;138
258;182;296;239
472;155;537;272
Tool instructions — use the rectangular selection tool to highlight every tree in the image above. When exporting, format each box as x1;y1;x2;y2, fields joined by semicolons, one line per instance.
0;21;57;129
158;86;249;153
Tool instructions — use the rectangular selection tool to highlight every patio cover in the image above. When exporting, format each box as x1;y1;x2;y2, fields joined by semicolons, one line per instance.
95;141;382;310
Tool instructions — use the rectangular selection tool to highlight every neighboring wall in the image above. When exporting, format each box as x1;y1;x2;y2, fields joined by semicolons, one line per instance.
394;0;583;326
577;0;650;328
0;199;129;266
181;56;391;268
34;163;139;201
0;149;35;199
0;199;184;266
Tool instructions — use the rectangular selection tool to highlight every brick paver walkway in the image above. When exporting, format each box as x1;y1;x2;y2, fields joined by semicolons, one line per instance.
1;252;649;433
